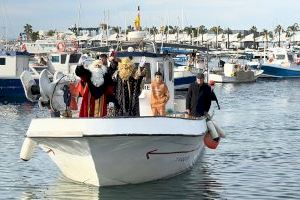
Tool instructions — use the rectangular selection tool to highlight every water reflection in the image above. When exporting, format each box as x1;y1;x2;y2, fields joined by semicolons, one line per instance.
99;154;222;200
18;152;223;200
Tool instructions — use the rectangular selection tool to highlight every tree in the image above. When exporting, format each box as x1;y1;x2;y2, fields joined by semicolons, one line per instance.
126;25;134;34
24;24;33;41
287;23;299;45
274;25;283;47
31;31;40;41
47;29;56;36
198;25;207;45
250;26;258;49
111;26;120;34
262;29;269;48
210;26;223;48
224;28;232;49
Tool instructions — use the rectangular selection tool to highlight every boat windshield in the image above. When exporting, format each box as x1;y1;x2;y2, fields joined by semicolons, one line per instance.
69;54;81;63
0;57;6;65
135;62;151;84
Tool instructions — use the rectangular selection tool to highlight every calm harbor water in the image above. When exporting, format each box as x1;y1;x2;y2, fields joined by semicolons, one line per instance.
1;78;300;199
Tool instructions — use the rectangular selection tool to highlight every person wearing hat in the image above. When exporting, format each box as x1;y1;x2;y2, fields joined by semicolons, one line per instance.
186;73;213;118
150;71;169;116
115;57;146;116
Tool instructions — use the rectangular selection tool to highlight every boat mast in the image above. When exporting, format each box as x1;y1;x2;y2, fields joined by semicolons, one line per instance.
77;0;81;36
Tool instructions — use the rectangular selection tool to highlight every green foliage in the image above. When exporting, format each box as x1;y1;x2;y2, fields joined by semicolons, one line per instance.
47;29;56;36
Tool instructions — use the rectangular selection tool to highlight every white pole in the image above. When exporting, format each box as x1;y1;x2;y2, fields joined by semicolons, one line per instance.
77;1;81;36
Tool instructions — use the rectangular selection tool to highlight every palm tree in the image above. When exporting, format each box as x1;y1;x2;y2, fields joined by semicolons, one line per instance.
210;26;223;48
274;25;283;47
287;23;299;45
149;26;158;41
126;25;134;34
224;28;232;49
250;26;258;49
47;29;56;37
24;24;33;41
198;25;207;45
111;26;119;34
173;26;180;43
262;29;269;48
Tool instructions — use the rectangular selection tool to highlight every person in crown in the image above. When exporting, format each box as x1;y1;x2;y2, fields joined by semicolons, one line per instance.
114;57;146;116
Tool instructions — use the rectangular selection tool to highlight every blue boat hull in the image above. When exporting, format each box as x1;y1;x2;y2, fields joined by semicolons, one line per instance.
260;64;300;78
0;78;28;102
174;76;195;90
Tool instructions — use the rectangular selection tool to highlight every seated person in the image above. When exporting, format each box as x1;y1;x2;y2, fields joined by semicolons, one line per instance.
150;71;169;116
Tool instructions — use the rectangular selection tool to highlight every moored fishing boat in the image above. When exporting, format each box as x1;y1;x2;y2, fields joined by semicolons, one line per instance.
0;50;40;102
260;48;300;78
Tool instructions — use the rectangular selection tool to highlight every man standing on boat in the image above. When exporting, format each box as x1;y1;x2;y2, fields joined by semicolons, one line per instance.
186;73;212;118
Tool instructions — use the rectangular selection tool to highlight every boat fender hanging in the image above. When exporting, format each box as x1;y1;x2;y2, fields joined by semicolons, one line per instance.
206;120;219;140
20;137;37;161
212;120;226;138
204;132;220;149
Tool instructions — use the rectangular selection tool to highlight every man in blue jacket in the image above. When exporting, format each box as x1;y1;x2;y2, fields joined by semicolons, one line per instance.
186;73;212;117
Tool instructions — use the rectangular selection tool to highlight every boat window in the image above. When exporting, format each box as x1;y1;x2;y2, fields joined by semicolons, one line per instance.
157;62;164;80
61;54;67;64
69;54;81;63
276;54;285;60
169;62;173;81
288;54;294;62
143;63;151;84
51;56;60;63
0;58;5;65
135;62;151;84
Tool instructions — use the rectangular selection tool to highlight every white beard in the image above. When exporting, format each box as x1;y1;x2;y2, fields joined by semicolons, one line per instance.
90;66;107;87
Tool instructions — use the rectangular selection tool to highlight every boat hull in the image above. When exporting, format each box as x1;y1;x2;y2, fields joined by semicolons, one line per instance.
0;78;28;102
208;70;263;83
174;75;196;90
25;117;207;186
34;135;204;186
260;64;300;78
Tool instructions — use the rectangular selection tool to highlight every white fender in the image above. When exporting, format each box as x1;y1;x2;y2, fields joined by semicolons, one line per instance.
212;120;226;138
20;137;37;161
206;120;219;140
20;71;39;102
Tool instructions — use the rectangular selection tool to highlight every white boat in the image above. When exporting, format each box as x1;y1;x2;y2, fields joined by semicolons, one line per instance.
19;49;223;186
209;62;263;83
21;39;79;54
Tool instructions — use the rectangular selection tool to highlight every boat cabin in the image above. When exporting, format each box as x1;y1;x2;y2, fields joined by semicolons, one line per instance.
0;51;30;78
49;52;82;75
268;48;294;67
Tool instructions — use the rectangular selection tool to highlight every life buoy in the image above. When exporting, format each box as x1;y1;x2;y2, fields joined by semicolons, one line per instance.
296;58;300;65
56;42;66;52
21;44;27;52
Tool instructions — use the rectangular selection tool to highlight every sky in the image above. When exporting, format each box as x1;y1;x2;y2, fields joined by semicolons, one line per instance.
0;0;300;38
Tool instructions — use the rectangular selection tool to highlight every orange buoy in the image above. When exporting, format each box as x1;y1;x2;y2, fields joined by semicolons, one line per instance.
204;132;220;149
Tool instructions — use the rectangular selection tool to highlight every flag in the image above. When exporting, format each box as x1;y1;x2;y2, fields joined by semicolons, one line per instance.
134;6;141;31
